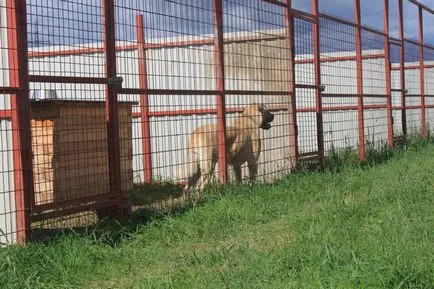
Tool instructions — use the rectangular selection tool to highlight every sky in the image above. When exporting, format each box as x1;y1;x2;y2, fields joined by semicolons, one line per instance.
26;0;434;62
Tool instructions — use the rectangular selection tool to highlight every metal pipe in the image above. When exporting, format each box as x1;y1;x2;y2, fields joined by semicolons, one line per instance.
102;0;122;217
355;0;366;160
384;0;394;147
136;15;153;183
213;0;227;183
312;0;325;160
418;6;427;139
285;0;298;168
398;0;408;136
7;0;34;244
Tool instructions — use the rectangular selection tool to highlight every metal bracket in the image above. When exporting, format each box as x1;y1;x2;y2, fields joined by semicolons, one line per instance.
108;76;123;86
318;85;326;92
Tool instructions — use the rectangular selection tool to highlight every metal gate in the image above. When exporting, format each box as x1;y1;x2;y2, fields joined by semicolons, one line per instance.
1;0;434;245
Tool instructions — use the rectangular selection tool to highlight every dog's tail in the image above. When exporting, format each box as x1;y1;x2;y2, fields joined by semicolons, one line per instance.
173;149;200;188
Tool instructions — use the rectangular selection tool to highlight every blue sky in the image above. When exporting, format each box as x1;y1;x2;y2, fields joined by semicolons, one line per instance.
26;0;434;62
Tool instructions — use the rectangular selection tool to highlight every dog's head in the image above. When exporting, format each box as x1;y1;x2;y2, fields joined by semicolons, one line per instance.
243;103;274;130
258;104;274;130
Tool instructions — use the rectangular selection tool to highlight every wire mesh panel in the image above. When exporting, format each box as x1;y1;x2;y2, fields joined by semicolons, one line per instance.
0;0;16;246
25;0;124;232
1;0;434;244
112;0;296;210
319;16;359;152
0;0;33;245
293;17;319;158
114;0;218;209
404;41;422;134
361;28;388;146
391;43;404;136
223;0;292;181
424;47;434;132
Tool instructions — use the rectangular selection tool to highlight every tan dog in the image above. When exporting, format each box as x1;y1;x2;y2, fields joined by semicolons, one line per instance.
178;103;274;191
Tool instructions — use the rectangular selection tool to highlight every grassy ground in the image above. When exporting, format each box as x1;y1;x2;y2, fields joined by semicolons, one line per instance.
1;141;434;289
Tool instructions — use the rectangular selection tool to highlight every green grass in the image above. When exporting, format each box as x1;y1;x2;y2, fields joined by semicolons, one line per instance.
1;141;434;289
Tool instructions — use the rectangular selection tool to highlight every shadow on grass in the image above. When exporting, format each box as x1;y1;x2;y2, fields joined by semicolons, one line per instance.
30;181;225;246
30;133;434;246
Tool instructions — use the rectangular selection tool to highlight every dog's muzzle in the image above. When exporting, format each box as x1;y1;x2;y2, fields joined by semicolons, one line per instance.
261;111;274;130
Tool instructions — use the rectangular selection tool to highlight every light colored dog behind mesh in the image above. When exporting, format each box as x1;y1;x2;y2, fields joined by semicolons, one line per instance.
175;103;274;191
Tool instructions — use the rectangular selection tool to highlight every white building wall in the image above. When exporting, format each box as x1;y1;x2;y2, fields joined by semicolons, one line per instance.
24;45;432;182
0;25;433;242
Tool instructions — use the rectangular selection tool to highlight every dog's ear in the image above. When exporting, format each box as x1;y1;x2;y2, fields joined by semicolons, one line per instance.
258;104;266;113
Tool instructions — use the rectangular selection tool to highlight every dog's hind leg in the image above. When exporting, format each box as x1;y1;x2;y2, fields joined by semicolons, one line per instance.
196;154;216;191
179;149;201;192
186;168;200;191
233;164;242;182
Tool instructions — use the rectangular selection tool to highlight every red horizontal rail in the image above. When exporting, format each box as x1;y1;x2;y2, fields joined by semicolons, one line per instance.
391;64;434;71
133;104;289;118
322;93;387;98
324;104;386;112
144;33;287;49
28;44;137;58
404;105;422;109
119;88;292;96
0;109;12;119
392;105;421;110
0;86;19;94
131;103;402;119
28;34;286;59
29;75;107;84
295;53;385;64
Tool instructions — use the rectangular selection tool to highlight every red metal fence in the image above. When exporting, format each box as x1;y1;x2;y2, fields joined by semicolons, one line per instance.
0;0;433;245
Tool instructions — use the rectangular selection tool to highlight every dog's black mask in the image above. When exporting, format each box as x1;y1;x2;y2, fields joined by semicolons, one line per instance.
259;105;274;130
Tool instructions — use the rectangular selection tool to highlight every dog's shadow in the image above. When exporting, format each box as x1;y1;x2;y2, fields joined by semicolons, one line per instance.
30;203;196;247
30;182;194;246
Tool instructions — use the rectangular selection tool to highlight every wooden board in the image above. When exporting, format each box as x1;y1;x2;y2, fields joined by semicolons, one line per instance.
31;101;134;206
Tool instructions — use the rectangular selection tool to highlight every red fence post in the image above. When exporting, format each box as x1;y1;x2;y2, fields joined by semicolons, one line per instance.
213;0;227;183
312;0;325;160
284;0;298;168
384;0;394;147
418;6;427;139
6;0;34;244
102;0;123;216
355;0;366;160
136;15;153;183
398;0;408;136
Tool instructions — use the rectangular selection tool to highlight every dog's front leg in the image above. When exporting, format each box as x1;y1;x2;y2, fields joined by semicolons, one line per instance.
248;159;258;182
